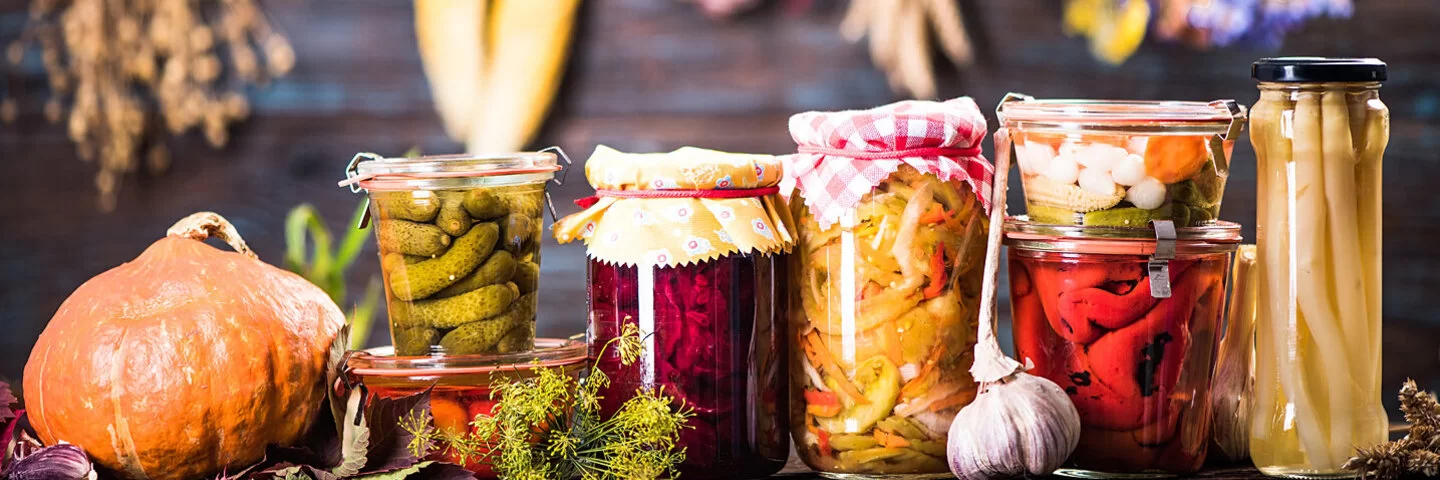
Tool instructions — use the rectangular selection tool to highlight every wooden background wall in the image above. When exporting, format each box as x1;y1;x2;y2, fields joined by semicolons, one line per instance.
1;0;1437;415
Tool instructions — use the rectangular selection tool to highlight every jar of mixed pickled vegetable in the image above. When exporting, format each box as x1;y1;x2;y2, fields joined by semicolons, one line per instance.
343;338;588;478
783;98;994;478
342;152;558;356
1005;218;1241;477
998;94;1245;227
553;146;796;480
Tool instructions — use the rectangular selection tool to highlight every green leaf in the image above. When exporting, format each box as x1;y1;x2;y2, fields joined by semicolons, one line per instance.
335;201;373;275
348;279;383;350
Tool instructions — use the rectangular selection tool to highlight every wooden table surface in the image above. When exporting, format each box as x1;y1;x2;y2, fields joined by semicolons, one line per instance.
768;451;1266;478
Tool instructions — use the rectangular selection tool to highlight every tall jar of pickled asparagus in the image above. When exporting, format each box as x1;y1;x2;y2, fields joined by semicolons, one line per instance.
1248;57;1389;478
783;98;993;478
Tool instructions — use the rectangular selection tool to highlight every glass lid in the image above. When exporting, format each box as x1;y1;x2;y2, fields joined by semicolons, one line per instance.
1004;216;1242;255
340;151;561;191
996;94;1244;136
347;337;587;377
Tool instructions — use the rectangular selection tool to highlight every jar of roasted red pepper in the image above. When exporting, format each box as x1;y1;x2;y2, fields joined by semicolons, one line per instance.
1005;218;1241;477
553;146;795;480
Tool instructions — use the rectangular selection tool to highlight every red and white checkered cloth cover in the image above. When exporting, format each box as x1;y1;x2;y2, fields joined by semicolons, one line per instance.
782;97;994;230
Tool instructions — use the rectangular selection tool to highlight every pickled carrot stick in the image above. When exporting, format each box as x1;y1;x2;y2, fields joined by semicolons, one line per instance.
925;386;977;412
899;344;946;401
1293;92;1354;467
806;330;871;404
1321;91;1372;382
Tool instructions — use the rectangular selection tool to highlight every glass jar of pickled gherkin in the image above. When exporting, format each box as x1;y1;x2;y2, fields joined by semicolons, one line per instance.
783;98;993;478
1248;57;1390;479
554;145;796;480
342;152;559;356
998;94;1246;227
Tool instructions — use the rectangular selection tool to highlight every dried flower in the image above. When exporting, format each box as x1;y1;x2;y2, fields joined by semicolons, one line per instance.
0;0;294;211
1344;379;1440;480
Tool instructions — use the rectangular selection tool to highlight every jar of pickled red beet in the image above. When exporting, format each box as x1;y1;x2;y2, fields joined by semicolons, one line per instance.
553;146;795;480
1004;217;1241;477
783;98;994;478
997;94;1246;227
343;338;588;478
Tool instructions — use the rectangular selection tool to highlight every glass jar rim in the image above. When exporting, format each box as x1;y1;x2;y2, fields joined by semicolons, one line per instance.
342;152;560;191
1004;216;1242;255
347;337;588;377
998;99;1238;131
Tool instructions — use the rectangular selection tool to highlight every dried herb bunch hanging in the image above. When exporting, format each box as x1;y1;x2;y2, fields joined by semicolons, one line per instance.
1344;380;1440;480
1;0;294;211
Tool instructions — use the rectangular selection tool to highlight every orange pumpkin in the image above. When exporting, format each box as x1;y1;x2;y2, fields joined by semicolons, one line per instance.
23;212;347;480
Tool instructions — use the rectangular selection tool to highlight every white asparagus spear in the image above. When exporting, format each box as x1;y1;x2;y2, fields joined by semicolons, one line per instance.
1247;96;1279;445
1252;90;1332;466
1357;94;1391;443
1293;91;1357;468
1320;91;1372;385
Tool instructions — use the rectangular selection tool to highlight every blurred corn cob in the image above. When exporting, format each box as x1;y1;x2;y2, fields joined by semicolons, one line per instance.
840;0;973;99
413;0;581;153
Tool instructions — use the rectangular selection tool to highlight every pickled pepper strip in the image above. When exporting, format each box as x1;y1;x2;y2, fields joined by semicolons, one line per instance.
923;244;947;299
874;429;912;448
899;344;947;401
804;330;870;404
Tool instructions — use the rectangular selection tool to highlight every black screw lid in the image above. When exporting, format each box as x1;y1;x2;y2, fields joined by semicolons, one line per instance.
1252;57;1387;83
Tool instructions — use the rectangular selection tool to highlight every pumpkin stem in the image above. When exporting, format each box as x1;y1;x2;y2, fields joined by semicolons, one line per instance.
167;212;258;259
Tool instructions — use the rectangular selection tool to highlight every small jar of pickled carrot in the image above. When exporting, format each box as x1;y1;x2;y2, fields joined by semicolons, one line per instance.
343;338;587;478
997;94;1245;227
1005;217;1241;477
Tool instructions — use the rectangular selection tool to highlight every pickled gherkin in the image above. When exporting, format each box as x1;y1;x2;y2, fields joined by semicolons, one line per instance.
373;192;440;222
387;223;498;301
352;152;555;356
393;327;439;356
435;250;517;299
376;220;451;257
434;191;472;236
411;282;519;329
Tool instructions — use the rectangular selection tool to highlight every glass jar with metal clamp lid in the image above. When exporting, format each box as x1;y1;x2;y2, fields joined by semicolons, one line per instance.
339;149;569;356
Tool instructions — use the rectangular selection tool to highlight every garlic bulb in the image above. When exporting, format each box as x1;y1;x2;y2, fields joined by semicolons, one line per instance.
4;443;96;480
947;128;1081;480
1210;245;1258;462
948;372;1082;478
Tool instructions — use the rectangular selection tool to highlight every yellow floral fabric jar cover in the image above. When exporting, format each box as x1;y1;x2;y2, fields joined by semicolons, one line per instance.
554;145;795;266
